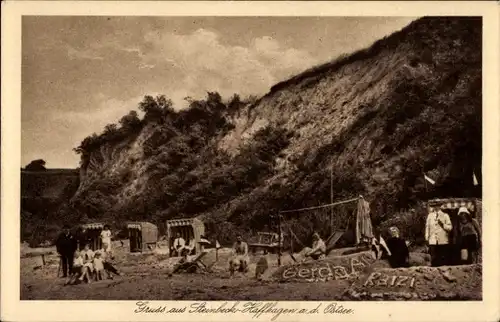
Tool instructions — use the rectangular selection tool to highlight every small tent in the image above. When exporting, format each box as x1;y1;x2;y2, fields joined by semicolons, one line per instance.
281;196;374;254
326;197;374;251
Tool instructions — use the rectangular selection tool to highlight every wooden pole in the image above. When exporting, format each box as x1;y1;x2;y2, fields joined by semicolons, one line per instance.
330;163;334;232
423;170;428;195
278;214;282;267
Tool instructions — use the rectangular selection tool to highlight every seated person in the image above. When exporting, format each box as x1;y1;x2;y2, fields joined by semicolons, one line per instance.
99;243;122;278
182;239;196;256
93;251;105;281
302;232;326;261
171;233;186;257
229;235;249;276
255;256;269;280
385;226;410;268
79;243;95;283
176;241;196;267
66;251;84;285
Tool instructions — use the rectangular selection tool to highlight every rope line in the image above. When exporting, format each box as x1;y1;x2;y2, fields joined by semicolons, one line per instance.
287;226;306;248
279;196;360;214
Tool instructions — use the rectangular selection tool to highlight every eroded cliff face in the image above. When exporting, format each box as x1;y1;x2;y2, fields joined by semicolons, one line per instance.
219;47;409;180
74;124;153;205
72;122;181;216
69;17;481;240
218;16;481;208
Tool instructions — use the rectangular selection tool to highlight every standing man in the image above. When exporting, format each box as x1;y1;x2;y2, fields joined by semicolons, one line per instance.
425;208;452;266
55;224;78;278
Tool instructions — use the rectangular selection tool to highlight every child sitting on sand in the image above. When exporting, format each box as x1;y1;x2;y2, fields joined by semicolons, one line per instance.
93;252;105;281
66;251;84;285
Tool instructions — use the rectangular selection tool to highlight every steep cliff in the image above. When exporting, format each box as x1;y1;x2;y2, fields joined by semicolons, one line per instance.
219;16;481;213
62;17;480;244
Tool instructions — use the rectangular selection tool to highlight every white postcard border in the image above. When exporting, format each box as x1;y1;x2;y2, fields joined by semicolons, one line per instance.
2;2;499;322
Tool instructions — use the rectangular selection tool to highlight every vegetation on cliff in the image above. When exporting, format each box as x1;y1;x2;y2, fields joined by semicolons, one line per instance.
22;17;482;247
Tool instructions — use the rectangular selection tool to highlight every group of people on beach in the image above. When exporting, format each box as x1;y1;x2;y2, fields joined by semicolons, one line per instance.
54;203;481;283
424;206;481;266
255;204;481;270
227;231;328;277
56;224;121;284
368;206;481;268
299;205;481;269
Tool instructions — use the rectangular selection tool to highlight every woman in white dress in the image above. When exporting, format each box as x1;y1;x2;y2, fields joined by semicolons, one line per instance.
79;244;95;283
100;225;112;252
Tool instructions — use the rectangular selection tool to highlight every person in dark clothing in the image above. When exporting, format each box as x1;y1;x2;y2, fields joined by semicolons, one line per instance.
458;207;481;264
385;226;410;268
55;224;78;278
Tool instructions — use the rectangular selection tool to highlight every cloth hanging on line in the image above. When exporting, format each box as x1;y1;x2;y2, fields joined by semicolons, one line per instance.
355;198;374;244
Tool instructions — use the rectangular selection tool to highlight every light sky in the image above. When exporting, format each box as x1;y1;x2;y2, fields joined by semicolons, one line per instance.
22;16;417;168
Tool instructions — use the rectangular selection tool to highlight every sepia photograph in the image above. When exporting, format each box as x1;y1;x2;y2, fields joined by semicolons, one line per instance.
16;14;487;303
